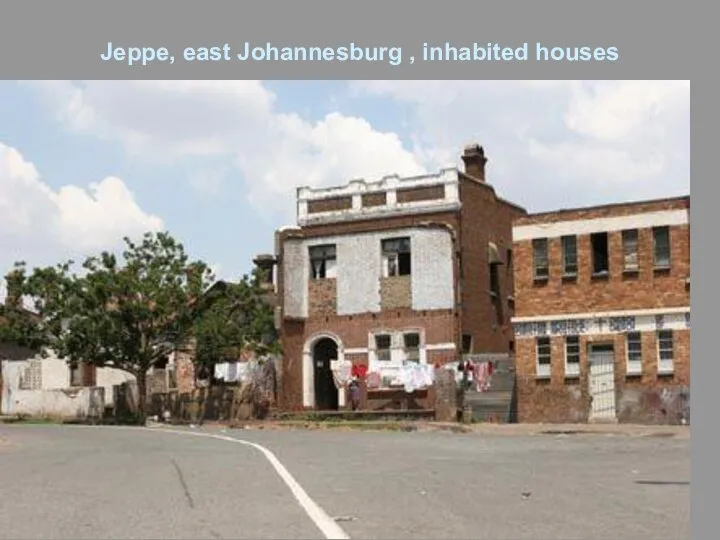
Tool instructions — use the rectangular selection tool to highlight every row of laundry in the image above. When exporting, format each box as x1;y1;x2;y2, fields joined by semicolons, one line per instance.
213;361;252;383
330;359;437;394
328;359;496;394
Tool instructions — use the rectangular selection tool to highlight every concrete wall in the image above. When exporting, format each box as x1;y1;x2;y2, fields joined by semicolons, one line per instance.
1;354;136;414
96;367;135;406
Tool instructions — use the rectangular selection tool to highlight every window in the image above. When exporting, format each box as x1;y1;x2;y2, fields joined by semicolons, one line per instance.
375;334;392;362
309;244;337;279
461;334;473;354
591;232;609;275
382;237;411;277
626;332;642;374
622;229;639;272
532;238;549;279
657;330;674;373
565;335;580;377
653;226;671;269
536;336;551;378
561;235;578;276
490;262;503;325
168;365;178;389
70;362;83;387
403;332;420;363
489;263;500;296
506;248;513;271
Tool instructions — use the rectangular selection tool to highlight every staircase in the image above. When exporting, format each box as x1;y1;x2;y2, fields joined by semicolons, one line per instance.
462;354;517;423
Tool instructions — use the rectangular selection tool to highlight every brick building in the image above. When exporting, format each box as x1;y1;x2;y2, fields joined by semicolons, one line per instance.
265;144;526;412
511;196;690;424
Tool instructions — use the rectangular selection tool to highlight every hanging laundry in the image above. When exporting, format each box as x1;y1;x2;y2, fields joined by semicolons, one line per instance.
351;363;368;379
214;362;229;382
331;359;353;389
226;362;238;383
366;371;381;389
473;362;493;392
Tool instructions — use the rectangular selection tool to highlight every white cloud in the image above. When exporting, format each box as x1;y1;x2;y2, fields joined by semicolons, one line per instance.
26;80;689;219
0;142;163;274
350;80;690;211
26;81;426;219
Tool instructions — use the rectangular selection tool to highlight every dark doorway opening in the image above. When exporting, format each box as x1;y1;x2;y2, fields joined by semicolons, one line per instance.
313;338;339;410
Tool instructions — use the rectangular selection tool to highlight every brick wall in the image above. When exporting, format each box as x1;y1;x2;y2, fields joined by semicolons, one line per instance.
514;224;690;316
458;174;526;354
362;192;387;207
309;278;337;317
379;276;412;310
516;329;690;424
396;184;445;203
279;309;457;410
307;196;352;214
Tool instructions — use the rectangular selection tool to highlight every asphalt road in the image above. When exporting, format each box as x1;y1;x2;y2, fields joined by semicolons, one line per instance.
0;424;690;540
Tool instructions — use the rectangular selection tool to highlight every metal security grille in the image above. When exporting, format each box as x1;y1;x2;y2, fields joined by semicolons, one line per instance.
589;346;616;420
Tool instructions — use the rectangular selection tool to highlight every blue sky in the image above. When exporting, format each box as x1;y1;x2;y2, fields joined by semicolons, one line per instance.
0;80;690;293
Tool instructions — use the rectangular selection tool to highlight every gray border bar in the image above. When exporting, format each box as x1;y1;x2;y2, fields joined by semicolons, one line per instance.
1;0;695;78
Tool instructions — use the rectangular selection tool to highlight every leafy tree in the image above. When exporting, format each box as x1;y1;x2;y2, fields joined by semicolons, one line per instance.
0;265;46;351
8;232;213;422
192;268;280;373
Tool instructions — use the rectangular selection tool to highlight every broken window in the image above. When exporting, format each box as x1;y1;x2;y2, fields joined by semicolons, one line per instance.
375;334;392;362
653;226;671;269
489;262;504;325
561;235;578;276
565;335;580;377
532;238;549;279
489;263;500;296
309;244;337;280
591;232;609;275
536;336;551;378
403;332;420;363
382;237;411;277
622;229;639;272
168;366;178;390
461;334;473;354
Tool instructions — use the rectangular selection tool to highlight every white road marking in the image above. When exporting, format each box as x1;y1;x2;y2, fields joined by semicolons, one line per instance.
71;425;351;540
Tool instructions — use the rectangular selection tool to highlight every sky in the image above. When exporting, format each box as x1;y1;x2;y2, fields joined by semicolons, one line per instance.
0;80;690;297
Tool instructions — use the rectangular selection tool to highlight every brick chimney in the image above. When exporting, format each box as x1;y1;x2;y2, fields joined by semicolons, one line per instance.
461;143;488;182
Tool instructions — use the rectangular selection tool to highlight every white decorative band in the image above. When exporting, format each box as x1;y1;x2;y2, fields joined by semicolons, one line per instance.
513;310;690;339
512;209;689;241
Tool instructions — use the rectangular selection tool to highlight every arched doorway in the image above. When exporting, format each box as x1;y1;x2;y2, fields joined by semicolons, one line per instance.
313;338;339;410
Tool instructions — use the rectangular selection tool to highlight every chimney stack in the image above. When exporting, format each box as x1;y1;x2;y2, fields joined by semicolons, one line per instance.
461;143;488;182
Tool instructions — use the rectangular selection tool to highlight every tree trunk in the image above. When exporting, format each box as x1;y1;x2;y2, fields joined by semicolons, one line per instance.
136;370;148;425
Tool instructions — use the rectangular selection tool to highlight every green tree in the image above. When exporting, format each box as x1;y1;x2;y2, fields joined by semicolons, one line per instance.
8;232;213;422
192;268;280;373
0;265;46;350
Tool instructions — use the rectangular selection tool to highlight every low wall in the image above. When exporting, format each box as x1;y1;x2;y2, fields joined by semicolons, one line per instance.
3;386;105;420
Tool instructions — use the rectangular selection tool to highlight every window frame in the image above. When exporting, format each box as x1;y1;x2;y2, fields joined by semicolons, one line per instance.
657;329;674;373
561;235;578;277
622;229;640;272
536;336;551;378
532;238;549;280
564;335;580;377
309;244;337;280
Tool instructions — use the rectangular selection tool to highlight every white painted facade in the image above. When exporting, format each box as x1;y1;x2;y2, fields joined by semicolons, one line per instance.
0;352;136;417
512;208;689;241
283;227;455;319
296;168;461;226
